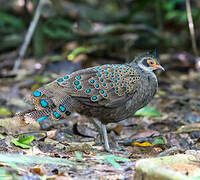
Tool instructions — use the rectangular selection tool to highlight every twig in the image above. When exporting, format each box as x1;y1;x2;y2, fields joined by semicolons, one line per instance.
186;0;198;56
13;0;47;73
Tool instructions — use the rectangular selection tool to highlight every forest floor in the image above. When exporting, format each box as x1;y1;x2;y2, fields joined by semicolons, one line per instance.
0;52;200;179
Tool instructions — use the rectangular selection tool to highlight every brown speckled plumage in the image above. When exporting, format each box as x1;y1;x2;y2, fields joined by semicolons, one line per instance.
18;51;164;152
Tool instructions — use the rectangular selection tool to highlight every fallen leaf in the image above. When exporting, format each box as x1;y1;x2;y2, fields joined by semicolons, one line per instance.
75;152;83;161
0;108;12;116
132;142;152;147
134;106;161;117
11;135;34;149
152;138;165;146
11;138;32;149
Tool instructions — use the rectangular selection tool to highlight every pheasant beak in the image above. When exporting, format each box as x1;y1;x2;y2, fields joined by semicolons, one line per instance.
153;64;165;71
158;65;165;71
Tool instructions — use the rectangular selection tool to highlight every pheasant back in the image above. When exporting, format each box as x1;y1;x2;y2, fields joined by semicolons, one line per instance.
21;64;141;123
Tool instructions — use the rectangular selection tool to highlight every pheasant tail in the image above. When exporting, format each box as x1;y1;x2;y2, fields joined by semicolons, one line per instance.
18;64;140;123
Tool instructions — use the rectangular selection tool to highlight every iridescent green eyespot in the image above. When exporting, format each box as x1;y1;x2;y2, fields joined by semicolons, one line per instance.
32;90;41;97
40;99;48;108
100;90;104;94
95;84;99;88
59;105;66;112
57;78;63;82
76;85;82;89
36;116;47;122
92;96;97;100
76;76;81;80
53;111;61;119
86;89;91;93
74;81;79;85
90;79;95;84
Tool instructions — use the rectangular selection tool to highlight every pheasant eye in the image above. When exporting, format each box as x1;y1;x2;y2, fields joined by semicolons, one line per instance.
147;59;156;66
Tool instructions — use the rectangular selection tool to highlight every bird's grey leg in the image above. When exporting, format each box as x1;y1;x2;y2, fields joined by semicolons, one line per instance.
101;124;112;152
90;118;112;152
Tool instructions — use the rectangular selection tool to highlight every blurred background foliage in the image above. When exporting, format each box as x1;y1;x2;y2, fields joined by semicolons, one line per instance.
0;0;199;69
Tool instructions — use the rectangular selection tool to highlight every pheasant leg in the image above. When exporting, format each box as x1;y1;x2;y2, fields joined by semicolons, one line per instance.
101;124;112;152
90;118;111;152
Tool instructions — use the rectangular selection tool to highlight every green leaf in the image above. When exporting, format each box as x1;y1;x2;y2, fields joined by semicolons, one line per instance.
11;135;34;149
104;156;120;168
11;138;32;149
103;155;130;169
134;106;161;117
0;12;24;34
152;138;165;146
158;90;166;95
0;154;75;167
75;152;83;161
67;46;87;60
18;135;34;145
0;108;12;116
